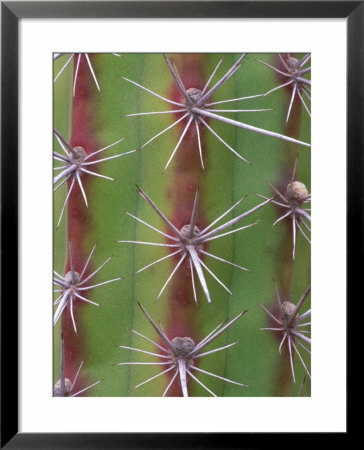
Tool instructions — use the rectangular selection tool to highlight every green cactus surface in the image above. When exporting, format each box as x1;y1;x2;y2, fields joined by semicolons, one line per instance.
53;53;311;397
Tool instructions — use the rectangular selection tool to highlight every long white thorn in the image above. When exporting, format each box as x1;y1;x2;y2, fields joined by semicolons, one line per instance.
291;330;311;345
296;208;311;222
202;222;258;243
292;213;297;260
187;246;211;304
286;83;297;123
140;113;189;150
186;369;217;397
291;340;311;379
131;329;169;353
73;292;100;307
125;211;179;241
194;341;238;359
266;180;289;204
162;370;179;397
53;291;70;326
54;53;74;83
295;338;311;354
200;54;246;104
85;53;101;91
137;302;175;351
193;321;226;354
124;109;186;118
259;304;283;326
278;54;290;71
202;57;223;94
163;54;190;103
194;119;204;170
73;53;81;97
76;171;88;207
156;254;186;301
296;221;311;244
117;345;170;359
79;244;97;280
288;336;296;383
133;366;174;391
163;115;193;173
199;250;249;272
53;151;69;162
299;53;311;68
117;240;179;248
189;258;198;304
80;168;114;181
300;218;311;233
136;185;185;239
197;197;271;243
199;117;249;164
297;309;311;322
53;164;77;185
84;151;135;166
197;256;232;295
192;310;247;354
70;361;84;392
69;297;77;334
297;77;311;86
178;360;189;397
264;79;295;97
116;361;172;366
297;89;311;117
53;270;65;281
200;196;247;235
273;210;292;227
205;93;264;107
53;165;68;171
78;277;121;291
193;107;311;148
56;177;75;229
279;332;287;354
122;76;185;107
136;249;182;274
78;255;112;286
207;108;272;113
85;137;126;160
191;365;249;388
72;379;103;397
257;58;290;77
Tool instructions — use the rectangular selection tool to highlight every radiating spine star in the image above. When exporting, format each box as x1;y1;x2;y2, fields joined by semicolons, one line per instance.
116;303;249;397
257;53;311;122
118;186;271;304
53;128;135;227
122;53;310;173
53;239;122;333
259;282;311;382
258;158;311;260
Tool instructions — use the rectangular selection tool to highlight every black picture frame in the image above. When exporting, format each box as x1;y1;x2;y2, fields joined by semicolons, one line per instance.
1;1;357;448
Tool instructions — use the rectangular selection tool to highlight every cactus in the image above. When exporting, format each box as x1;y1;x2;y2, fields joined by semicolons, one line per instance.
53;53;311;397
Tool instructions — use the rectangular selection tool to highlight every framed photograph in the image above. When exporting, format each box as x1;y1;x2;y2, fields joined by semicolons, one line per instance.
2;1;357;447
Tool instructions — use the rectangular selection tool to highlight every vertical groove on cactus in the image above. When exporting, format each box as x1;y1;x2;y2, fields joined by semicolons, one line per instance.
126;54;145;394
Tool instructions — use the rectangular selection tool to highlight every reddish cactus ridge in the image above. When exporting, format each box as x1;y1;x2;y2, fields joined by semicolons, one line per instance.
61;54;101;391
